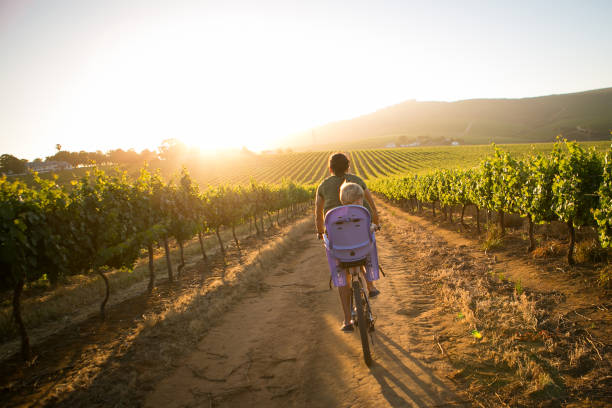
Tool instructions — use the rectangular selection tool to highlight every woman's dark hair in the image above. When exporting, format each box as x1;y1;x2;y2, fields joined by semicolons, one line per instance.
329;152;349;175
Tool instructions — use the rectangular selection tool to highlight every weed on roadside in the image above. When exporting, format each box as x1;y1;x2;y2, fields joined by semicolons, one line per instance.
481;223;503;251
597;264;612;287
515;279;523;296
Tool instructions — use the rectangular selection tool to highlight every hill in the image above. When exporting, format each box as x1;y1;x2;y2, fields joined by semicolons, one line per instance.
286;87;612;150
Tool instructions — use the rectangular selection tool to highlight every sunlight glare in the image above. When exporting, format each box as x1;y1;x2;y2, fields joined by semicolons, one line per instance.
55;14;350;153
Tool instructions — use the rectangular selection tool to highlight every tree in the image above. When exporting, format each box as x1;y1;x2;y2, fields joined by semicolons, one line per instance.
0;154;27;174
159;139;187;162
107;149;141;165
140;149;158;163
46;151;78;167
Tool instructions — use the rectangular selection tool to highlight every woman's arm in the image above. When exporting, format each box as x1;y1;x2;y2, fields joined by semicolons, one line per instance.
315;194;325;239
364;189;380;225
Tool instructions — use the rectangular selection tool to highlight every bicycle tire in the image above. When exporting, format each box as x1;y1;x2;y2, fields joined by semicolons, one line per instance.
352;280;372;366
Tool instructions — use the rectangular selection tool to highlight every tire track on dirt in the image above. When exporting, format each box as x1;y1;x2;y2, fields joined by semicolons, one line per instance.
145;216;468;407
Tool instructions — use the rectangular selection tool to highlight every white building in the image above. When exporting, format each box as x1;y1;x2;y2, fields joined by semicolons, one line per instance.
27;161;73;173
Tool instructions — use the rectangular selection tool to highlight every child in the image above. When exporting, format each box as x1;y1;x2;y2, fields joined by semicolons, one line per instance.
336;182;380;331
339;182;379;233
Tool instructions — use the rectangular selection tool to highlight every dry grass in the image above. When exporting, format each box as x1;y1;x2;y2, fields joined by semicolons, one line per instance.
0;220;258;343
574;239;608;264
427;252;573;404
428;250;612;406
569;339;590;368
531;240;567;259
380;199;612;406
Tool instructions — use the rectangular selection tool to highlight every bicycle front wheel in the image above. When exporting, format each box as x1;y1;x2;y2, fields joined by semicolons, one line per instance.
352;280;372;366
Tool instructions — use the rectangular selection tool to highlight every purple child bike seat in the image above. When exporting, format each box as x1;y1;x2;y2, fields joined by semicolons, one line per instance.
323;205;380;287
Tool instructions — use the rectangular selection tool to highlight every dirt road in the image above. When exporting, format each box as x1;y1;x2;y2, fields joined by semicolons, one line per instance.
145;212;468;407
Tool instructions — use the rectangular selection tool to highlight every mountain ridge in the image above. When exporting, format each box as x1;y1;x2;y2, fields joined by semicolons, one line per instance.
285;87;612;149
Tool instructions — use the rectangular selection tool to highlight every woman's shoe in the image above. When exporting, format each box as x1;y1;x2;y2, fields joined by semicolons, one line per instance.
368;289;380;297
340;322;354;332
369;288;381;298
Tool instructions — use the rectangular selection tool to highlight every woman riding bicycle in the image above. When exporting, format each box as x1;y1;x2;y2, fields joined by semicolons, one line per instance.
315;152;381;332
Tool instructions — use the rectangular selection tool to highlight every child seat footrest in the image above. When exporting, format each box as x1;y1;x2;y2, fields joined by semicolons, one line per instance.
339;258;368;268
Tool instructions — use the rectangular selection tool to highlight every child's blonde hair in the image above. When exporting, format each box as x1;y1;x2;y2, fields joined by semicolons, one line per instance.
340;182;364;205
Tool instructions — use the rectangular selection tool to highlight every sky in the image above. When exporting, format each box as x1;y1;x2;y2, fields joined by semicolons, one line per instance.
1;0;611;160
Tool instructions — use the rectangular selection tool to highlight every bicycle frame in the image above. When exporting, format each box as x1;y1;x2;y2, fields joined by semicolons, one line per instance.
343;264;375;366
348;267;375;337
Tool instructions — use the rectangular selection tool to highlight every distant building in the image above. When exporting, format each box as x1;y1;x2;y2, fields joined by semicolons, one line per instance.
27;160;73;173
385;142;396;148
451;141;460;146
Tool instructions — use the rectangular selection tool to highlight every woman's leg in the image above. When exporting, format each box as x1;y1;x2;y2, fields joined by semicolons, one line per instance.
338;271;352;325
362;265;377;292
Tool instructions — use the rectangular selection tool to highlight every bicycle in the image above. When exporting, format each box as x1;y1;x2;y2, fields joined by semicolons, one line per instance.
322;204;382;366
342;260;376;366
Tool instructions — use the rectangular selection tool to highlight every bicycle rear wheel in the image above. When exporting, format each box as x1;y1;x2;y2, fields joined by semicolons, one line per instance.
352;280;372;366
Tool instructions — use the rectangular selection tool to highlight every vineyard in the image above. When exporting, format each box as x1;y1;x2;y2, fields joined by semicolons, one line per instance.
24;141;611;189
370;139;612;267
2;140;612;407
0;167;314;361
183;141;612;185
4;139;612;361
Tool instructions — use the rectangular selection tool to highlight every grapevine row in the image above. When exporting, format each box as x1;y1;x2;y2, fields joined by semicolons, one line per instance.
371;140;612;266
1;167;314;360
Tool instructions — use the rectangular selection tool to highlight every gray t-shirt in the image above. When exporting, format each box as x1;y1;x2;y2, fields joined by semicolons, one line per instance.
316;174;371;215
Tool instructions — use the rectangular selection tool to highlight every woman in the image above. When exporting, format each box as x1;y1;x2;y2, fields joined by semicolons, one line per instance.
314;152;381;332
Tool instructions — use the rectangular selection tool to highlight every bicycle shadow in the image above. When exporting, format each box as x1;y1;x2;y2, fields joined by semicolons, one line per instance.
368;330;467;407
